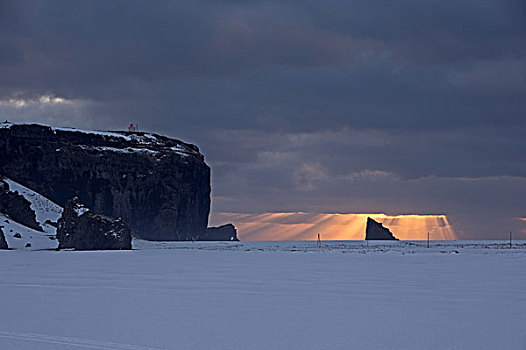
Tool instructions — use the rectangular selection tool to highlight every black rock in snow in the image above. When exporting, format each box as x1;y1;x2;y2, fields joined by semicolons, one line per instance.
365;217;398;240
0;123;210;240
0;179;42;231
0;226;8;249
57;197;132;250
201;224;239;241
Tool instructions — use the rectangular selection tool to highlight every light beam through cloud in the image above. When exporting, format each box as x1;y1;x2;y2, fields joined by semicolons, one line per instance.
210;212;457;241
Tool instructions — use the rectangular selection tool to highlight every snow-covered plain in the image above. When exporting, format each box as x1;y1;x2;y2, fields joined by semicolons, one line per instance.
1;241;525;350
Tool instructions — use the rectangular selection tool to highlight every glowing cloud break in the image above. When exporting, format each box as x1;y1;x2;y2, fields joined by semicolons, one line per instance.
210;212;457;241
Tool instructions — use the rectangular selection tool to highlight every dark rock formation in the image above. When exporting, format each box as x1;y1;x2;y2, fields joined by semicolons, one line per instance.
0;179;42;231
365;217;398;240
57;197;132;250
0;227;8;249
200;224;238;241
0;123;210;240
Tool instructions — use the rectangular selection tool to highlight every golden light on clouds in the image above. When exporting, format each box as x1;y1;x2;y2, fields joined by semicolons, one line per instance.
0;95;71;107
210;212;457;241
39;95;68;104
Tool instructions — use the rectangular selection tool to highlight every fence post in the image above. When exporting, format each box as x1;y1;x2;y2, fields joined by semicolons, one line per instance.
427;232;430;248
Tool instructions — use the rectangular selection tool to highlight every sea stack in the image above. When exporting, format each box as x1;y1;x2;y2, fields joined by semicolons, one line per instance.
365;217;398;240
0;226;8;249
56;197;132;250
201;224;239;241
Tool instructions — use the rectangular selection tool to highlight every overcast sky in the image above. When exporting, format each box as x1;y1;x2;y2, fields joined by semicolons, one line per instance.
1;0;525;239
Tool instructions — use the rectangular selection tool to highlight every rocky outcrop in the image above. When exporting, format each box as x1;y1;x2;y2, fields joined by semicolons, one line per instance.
365;217;398;240
200;224;238;241
57;197;131;250
0;179;42;231
0;122;210;240
0;226;8;249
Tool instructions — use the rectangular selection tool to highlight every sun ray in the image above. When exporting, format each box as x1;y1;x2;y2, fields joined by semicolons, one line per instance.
210;212;457;241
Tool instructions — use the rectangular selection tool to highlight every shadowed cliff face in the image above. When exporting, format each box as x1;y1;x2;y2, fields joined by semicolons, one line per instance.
0;123;211;240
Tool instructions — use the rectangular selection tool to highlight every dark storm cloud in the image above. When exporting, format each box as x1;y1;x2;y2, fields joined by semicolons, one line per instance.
1;0;525;238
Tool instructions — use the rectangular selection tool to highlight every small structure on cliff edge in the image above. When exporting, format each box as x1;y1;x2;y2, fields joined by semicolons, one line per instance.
57;197;132;250
0;227;8;249
365;217;399;240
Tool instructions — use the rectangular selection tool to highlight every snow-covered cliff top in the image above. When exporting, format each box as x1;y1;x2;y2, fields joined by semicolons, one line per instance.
0;122;202;159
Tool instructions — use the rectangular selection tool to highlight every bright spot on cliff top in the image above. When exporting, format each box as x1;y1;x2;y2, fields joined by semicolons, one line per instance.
210;212;457;241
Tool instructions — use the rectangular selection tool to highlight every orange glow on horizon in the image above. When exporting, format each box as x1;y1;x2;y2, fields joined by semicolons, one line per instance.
210;212;457;241
518;218;526;236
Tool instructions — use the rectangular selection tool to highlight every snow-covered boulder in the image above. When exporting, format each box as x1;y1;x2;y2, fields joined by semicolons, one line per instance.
57;197;131;250
365;217;398;240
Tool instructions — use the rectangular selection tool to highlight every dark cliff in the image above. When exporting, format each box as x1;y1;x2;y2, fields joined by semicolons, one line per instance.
365;217;399;240
0;123;210;240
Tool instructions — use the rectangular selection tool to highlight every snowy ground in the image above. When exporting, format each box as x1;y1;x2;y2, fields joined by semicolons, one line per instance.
1;241;525;350
1;177;61;250
2;178;62;226
0;213;57;250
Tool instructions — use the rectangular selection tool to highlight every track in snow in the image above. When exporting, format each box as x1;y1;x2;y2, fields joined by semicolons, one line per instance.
0;331;168;350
